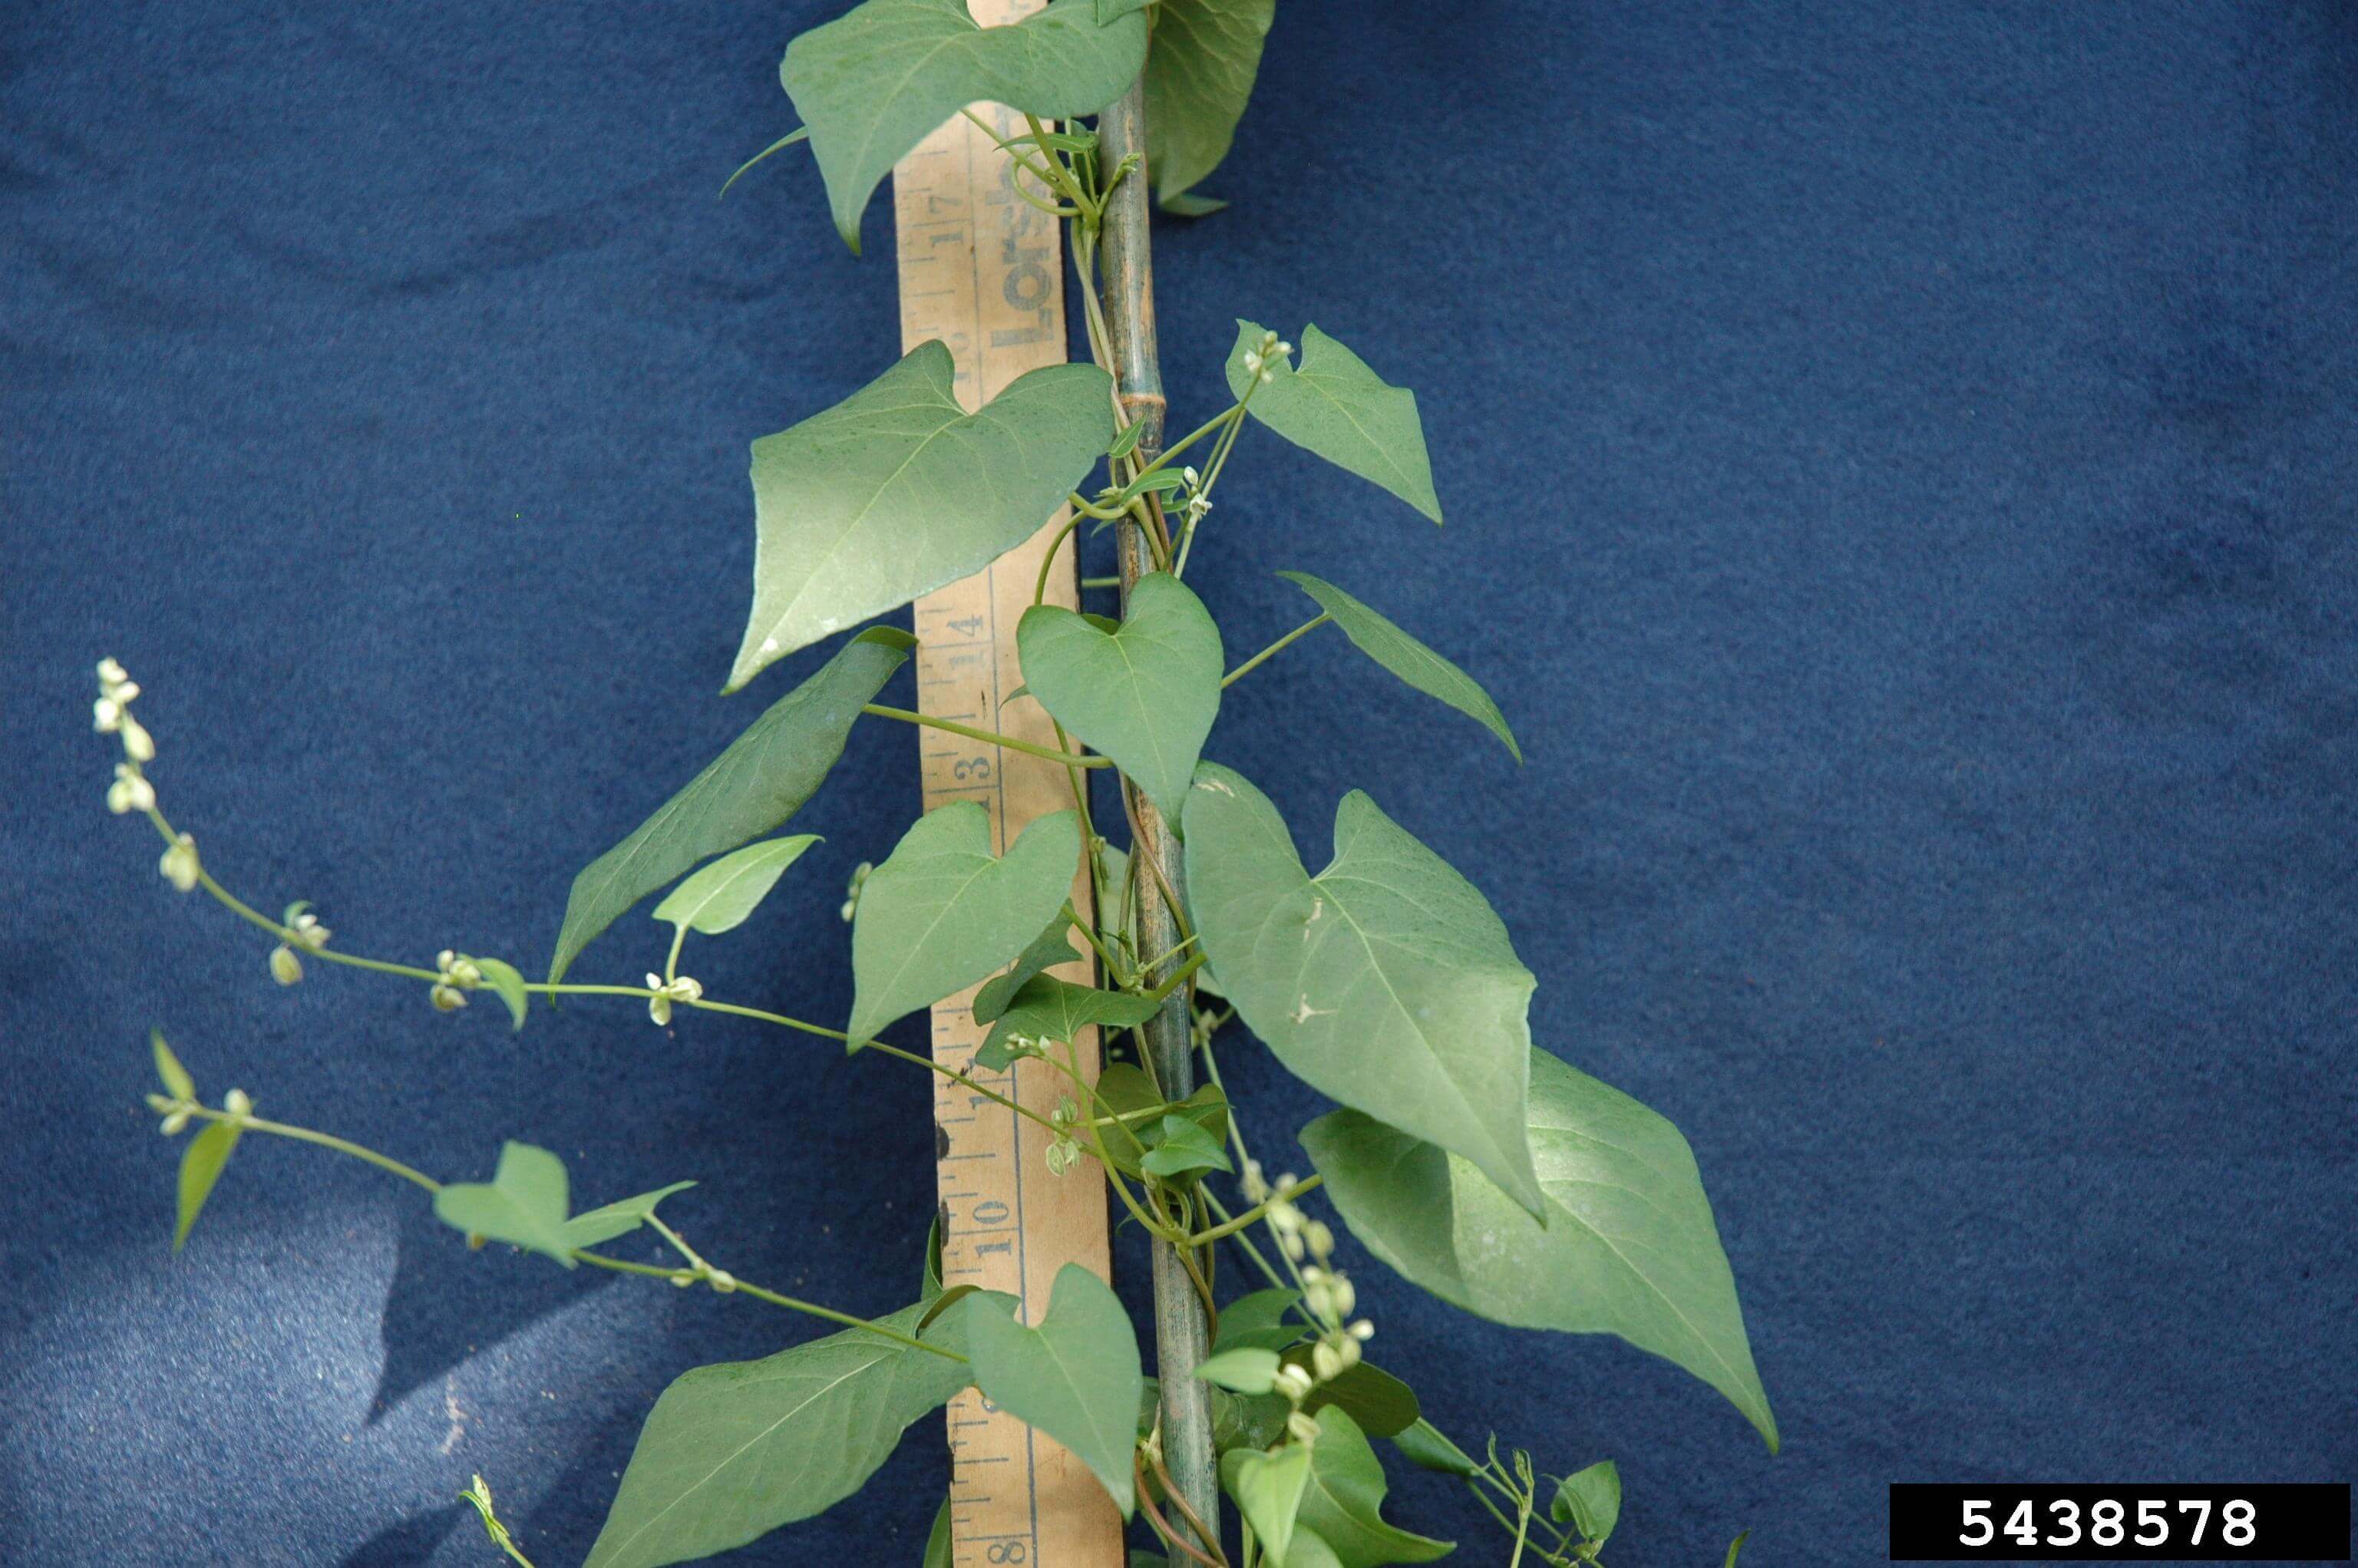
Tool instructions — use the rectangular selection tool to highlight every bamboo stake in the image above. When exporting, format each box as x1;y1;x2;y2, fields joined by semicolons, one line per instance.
1097;73;1222;1556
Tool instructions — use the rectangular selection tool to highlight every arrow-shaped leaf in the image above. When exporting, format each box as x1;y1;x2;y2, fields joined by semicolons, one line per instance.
1302;1047;1779;1451
973;913;1085;1024
551;627;913;984
1229;322;1441;523
1019;571;1224;822
732;343;1111;686
965;1263;1143;1516
976;975;1161;1069
434;1141;576;1266
585;1295;1000;1568
782;0;1148;250
1220;1442;1312;1563
1183;763;1542;1215
1293;1407;1453;1568
850;803;1081;1045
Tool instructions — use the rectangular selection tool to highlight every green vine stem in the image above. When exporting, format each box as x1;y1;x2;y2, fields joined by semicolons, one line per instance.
1092;68;1222;1553
165;1103;960;1361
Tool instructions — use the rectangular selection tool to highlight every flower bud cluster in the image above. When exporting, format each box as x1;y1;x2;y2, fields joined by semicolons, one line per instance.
1242;1157;1376;1440
645;972;703;1026
1043;1094;1085;1177
270;905;332;986
839;861;872;923
94;658;155;764
431;950;482;1012
1177;464;1212;531
1240;330;1293;387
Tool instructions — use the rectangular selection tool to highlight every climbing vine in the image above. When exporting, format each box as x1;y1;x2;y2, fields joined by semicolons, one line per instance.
105;2;1775;1563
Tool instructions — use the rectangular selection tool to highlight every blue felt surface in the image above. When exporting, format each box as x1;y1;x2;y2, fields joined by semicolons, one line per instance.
5;2;2355;1563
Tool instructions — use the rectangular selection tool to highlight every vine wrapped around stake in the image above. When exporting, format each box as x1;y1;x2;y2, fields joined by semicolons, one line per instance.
103;3;1778;1565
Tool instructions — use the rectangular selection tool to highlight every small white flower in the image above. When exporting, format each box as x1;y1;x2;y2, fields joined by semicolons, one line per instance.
704;1268;736;1294
269;944;303;986
107;764;155;815
158;833;200;893
1335;1332;1362;1370
437;950;483;989
1304;1219;1335;1262
94;660;156;760
646;972;702;1026
1286;1411;1322;1446
1311;1342;1343;1383
1326;1274;1355;1320
1347;1318;1374;1342
286;909;331;951
1181;466;1200;488
159;1108;192;1136
1273;1362;1314;1403
431;983;468;1012
223;1088;253;1122
1242;350;1263;378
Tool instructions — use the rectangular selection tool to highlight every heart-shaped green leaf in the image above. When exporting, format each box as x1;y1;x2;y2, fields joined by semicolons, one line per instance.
1144;0;1275;206
965;1263;1142;1516
1302;1047;1778;1451
1140;1113;1233;1180
551;627;913;984
173;1119;241;1252
1275;571;1518;761
976;976;1161;1069
782;0;1148;251
850;803;1082;1046
1294;1408;1453;1568
1221;1441;1313;1563
653;836;821;937
585;1294;1000;1568
1019;573;1224;822
973;913;1085;1025
1228;322;1441;523
732;344;1111;687
1552;1459;1620;1543
1183;763;1542;1215
560;1180;698;1251
434;1141;576;1266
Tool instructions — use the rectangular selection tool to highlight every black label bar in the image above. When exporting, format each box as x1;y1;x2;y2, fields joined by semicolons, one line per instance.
1889;1483;2350;1561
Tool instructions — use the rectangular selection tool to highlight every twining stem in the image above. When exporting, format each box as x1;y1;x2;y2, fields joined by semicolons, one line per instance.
1222;612;1332;688
862;704;1109;767
1092;70;1221;1554
139;805;1065;1143
173;1105;961;1361
1189;1175;1323;1246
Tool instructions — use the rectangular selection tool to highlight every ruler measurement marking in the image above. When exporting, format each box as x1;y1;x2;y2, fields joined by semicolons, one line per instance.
895;12;1118;1560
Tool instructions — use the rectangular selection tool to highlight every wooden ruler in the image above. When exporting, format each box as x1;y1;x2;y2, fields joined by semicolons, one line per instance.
893;12;1122;1564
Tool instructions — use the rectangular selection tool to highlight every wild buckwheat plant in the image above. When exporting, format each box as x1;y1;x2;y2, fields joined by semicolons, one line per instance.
106;3;1775;1564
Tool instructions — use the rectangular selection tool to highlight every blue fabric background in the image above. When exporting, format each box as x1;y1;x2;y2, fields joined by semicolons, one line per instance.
5;2;2353;1563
